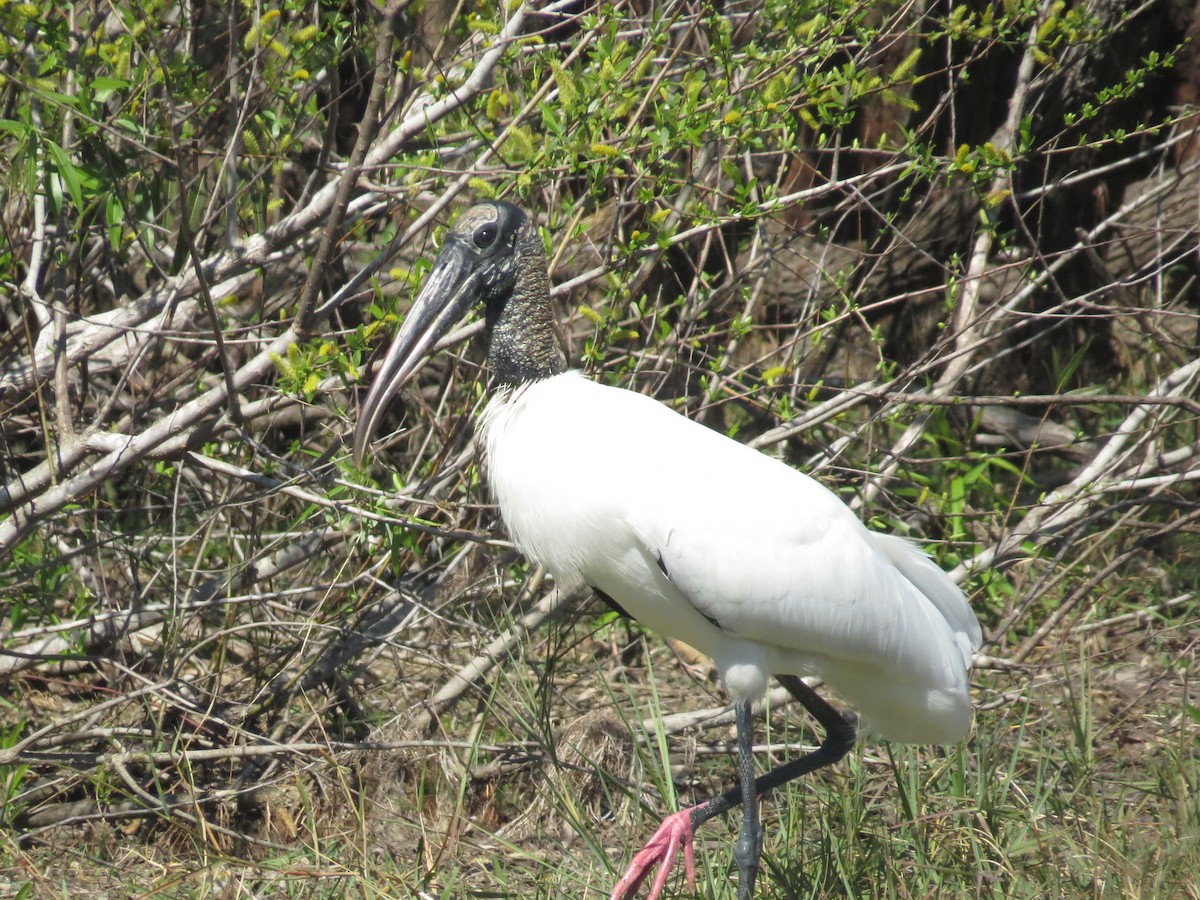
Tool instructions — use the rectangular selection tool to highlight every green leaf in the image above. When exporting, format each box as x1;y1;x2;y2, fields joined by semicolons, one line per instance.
44;140;97;215
0;119;29;139
90;76;129;103
106;194;125;249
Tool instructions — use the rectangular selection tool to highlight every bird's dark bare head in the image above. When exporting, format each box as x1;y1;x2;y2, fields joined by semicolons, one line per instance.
352;201;563;465
445;201;530;303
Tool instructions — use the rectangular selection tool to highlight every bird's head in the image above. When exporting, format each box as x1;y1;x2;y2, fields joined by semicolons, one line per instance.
353;201;558;466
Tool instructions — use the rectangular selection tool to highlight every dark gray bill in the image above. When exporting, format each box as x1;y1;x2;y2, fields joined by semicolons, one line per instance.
352;239;481;465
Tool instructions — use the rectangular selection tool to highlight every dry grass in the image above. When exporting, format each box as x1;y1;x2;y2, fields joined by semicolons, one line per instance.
3;0;1200;896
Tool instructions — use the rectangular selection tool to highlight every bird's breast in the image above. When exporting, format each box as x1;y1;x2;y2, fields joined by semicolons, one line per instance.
478;377;772;676
478;375;641;582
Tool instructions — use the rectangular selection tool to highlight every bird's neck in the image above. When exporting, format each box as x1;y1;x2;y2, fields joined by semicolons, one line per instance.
484;228;566;387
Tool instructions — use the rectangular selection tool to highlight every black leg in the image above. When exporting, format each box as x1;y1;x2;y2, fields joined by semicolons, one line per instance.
609;676;856;900
732;699;761;900
686;675;857;835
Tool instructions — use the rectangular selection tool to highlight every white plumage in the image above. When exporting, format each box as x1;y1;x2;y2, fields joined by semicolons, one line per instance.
482;371;980;744
353;201;983;900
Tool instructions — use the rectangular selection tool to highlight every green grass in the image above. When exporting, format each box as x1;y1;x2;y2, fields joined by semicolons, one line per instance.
8;591;1195;900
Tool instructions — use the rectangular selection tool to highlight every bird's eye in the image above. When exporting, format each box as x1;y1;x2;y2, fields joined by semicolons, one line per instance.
473;223;498;248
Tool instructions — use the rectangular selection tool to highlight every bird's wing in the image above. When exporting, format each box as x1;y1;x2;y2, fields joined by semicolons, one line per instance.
619;403;975;689
868;531;982;665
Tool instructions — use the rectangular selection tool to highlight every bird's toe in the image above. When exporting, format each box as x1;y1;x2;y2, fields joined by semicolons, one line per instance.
609;807;699;900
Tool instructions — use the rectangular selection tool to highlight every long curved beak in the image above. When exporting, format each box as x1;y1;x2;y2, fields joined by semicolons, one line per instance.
352;238;481;466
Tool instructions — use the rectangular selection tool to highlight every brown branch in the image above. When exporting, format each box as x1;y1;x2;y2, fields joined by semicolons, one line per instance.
0;528;338;678
951;355;1200;587
409;581;586;735
294;0;411;334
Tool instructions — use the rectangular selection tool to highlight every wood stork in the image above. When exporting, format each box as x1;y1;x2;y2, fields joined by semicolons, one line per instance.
353;201;982;900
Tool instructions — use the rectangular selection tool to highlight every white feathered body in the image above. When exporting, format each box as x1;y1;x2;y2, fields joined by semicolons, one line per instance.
480;372;981;744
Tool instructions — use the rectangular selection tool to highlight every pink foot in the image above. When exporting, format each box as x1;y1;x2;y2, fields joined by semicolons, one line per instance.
610;807;699;900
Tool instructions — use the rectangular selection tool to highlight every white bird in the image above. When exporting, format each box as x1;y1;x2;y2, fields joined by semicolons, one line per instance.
353;201;982;900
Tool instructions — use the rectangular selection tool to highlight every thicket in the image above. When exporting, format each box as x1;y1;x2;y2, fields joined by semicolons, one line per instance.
1;0;1197;896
